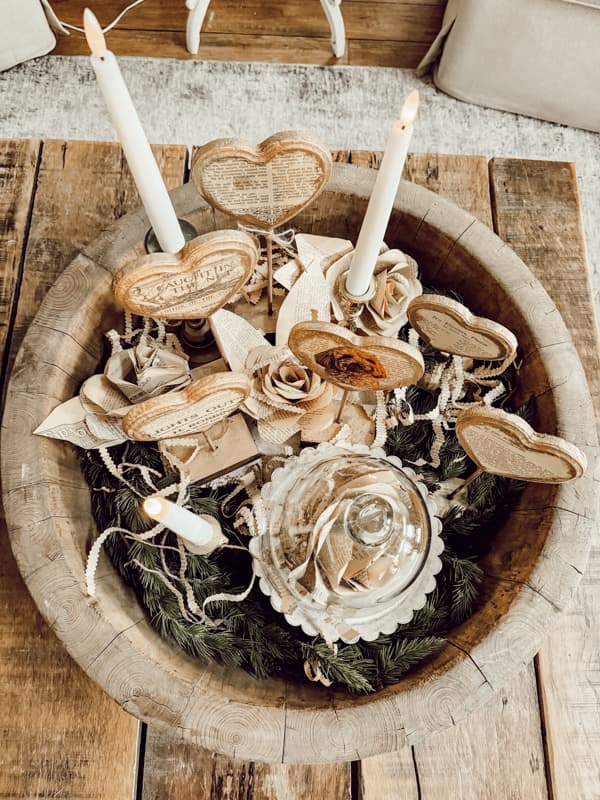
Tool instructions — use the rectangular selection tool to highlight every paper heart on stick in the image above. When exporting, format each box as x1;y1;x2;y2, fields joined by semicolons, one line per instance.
122;372;251;441
288;321;424;391
113;230;257;319
191;131;332;229
407;294;517;360
455;405;587;483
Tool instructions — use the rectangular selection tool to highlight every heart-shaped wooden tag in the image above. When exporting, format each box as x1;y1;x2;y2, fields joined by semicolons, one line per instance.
191;131;332;229
407;295;518;360
113;230;257;319
122;372;251;441
455;405;586;483
288;321;424;391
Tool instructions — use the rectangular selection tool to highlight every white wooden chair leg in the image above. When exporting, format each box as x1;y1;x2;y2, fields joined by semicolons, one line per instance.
320;0;346;58
185;0;212;55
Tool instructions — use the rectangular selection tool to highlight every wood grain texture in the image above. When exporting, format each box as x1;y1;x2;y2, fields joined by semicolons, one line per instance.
142;728;351;800
53;0;443;39
335;151;494;228
54;29;350;66
0;139;186;800
347;39;431;68
191;132;333;228
113;228;257;319
491;158;600;800
50;0;443;66
0;140;39;376
361;668;548;800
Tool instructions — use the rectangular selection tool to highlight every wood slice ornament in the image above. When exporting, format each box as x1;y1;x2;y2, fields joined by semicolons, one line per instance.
191;132;332;229
407;294;518;360
191;131;332;313
112;229;257;319
455;405;587;483
288;321;424;392
122;372;250;441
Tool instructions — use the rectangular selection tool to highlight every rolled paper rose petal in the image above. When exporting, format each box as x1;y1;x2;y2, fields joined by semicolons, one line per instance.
244;348;335;444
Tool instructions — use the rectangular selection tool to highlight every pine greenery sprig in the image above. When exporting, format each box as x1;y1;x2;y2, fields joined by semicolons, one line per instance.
301;640;376;692
80;391;528;694
362;635;446;686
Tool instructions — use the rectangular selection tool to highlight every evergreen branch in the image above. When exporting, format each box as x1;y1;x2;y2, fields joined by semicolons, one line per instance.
363;635;446;686
301;640;375;693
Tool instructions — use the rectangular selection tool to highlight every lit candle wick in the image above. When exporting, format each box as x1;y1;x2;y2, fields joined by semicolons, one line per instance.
83;8;107;57
83;6;185;253
143;497;163;517
143;496;226;555
398;90;420;127
344;89;420;298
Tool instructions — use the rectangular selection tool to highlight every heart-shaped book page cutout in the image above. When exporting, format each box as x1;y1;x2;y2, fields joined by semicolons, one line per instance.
407;295;517;360
113;230;257;319
191;131;332;229
288;321;424;391
122;372;251;441
456;405;586;483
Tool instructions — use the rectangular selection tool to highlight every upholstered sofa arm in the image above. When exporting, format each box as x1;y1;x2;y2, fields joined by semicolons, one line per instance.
0;0;56;71
417;0;600;132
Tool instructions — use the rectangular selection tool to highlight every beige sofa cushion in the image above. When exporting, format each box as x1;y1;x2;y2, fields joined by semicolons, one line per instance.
418;0;600;132
0;0;56;71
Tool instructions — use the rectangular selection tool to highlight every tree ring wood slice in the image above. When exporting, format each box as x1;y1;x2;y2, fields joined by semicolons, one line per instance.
456;405;587;483
407;294;518;360
112;229;257;319
288;321;424;391
191;131;333;229
122;372;251;441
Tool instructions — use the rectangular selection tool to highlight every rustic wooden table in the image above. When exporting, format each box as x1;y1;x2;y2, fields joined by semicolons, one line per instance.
1;139;598;800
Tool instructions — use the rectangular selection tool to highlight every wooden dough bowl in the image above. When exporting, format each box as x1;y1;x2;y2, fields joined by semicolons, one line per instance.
2;165;598;764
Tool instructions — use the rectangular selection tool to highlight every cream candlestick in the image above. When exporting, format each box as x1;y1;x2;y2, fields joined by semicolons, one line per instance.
345;90;420;298
143;496;226;555
83;8;185;254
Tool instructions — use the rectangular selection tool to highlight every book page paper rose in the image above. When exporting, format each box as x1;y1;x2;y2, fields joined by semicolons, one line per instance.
329;248;422;337
243;345;335;444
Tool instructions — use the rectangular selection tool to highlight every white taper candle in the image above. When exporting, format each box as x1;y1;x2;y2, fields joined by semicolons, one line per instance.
345;91;420;298
83;9;185;254
143;496;226;555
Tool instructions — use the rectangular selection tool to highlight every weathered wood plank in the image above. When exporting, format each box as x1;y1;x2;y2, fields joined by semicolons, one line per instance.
413;668;548;799
491;157;600;800
349;151;548;800
50;0;440;66
0;139;186;800
53;0;442;40
347;39;431;68
0;140;39;378
336;151;493;227
53;29;348;65
490;159;600;422
142;728;352;800
0;136;45;798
